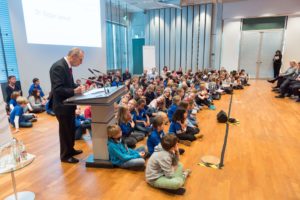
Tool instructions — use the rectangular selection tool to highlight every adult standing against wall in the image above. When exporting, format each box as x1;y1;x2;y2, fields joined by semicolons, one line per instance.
50;48;85;164
273;50;282;78
5;75;22;103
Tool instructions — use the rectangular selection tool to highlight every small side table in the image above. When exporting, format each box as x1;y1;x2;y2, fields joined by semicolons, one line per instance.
0;153;35;200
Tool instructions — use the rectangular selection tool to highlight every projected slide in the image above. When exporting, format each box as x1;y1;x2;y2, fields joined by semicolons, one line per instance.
22;0;102;47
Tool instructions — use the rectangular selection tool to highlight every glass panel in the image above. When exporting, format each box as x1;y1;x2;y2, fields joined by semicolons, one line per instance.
0;0;20;83
242;17;286;31
106;22;128;72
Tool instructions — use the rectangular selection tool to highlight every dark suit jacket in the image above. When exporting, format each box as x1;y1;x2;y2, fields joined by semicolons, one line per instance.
49;58;77;115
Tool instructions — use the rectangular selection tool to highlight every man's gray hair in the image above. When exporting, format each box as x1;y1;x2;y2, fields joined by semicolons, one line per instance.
68;47;84;57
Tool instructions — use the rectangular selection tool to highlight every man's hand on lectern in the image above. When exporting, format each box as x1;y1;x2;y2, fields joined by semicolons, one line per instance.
74;86;83;94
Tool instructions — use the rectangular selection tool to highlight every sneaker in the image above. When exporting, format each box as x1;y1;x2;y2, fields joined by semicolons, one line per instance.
183;169;192;178
29;118;37;122
275;95;284;98
162;187;186;195
179;148;185;155
179;140;191;146
194;133;204;139
209;105;216;110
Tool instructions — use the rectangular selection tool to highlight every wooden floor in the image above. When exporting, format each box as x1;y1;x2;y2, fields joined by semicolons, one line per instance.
0;80;299;200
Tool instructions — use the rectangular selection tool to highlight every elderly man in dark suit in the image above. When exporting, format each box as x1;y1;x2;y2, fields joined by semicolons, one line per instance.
50;48;85;163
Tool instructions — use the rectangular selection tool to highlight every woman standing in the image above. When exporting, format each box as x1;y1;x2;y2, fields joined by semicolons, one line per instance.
273;50;282;78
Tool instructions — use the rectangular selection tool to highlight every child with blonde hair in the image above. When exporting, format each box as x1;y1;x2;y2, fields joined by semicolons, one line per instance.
10;96;34;132
107;124;146;170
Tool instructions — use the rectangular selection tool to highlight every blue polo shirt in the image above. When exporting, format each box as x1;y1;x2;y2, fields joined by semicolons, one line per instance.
75;115;86;128
119;122;134;137
147;129;165;155
167;104;178;121
28;84;45;97
10;105;24;125
134;109;147;121
168;121;184;134
9;99;17;107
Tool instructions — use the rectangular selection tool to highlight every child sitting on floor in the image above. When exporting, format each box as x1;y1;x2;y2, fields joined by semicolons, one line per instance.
195;83;215;110
10;96;35;133
117;106;145;148
147;115;165;155
147;116;185;156
9;91;20;111
45;92;55;116
133;99;152;135
75;107;92;140
169;108;201;146
107;124;146;170
145;134;191;195
167;95;181;122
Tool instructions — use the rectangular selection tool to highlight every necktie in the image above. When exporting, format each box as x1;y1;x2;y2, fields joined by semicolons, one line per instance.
69;67;73;76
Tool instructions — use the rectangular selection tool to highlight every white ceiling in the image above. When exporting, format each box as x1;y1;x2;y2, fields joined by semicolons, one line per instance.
122;0;180;12
120;0;244;12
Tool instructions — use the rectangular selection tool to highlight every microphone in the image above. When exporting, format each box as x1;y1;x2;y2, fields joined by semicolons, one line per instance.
93;69;107;76
88;68;96;75
81;78;108;94
93;69;101;73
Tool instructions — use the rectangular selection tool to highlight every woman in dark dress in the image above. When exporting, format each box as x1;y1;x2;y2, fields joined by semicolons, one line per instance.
273;50;282;78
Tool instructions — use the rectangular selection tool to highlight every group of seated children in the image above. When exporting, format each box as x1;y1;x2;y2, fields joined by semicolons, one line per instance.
7;67;250;195
107;123;191;195
102;67;250;195
8;77;55;132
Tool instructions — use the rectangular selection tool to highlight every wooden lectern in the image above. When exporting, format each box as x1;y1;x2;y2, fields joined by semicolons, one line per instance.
64;86;126;168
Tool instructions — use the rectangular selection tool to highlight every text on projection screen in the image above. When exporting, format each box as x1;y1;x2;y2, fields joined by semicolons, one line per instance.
22;0;102;47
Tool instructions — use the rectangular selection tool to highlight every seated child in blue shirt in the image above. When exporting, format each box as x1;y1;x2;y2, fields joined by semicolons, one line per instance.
111;77;122;87
28;78;45;98
107;124;146;170
169;107;201;146
10;96;34;133
45;92;55;116
147;115;185;156
133;99;151;135
75;107;92;140
117;106;145;148
9;91;20;111
167;95;181;121
147;115;165;155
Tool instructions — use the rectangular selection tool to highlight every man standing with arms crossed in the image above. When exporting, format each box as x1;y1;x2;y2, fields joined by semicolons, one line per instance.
50;48;85;163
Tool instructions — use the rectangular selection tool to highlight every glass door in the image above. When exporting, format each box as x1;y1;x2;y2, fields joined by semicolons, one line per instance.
239;31;261;79
258;30;284;79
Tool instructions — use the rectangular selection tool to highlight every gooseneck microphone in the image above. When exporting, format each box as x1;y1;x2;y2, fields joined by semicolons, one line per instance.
81;78;108;94
93;69;101;74
88;68;96;76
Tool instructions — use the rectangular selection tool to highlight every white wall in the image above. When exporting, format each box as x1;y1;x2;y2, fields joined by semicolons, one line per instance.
220;19;241;71
221;0;300;72
223;0;300;19
8;0;107;95
283;15;300;70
